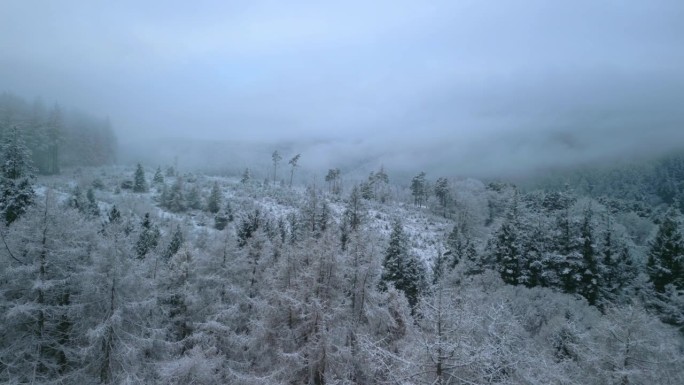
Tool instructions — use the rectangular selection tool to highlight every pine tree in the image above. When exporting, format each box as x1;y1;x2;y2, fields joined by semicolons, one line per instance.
434;177;450;217
206;181;221;213
0;126;35;224
288;153;300;187
647;209;684;292
380;219;426;309
133;163;148;193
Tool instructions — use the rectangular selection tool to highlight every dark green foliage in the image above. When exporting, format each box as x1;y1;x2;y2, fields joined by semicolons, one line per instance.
136;213;160;258
578;208;600;305
133;163;148;193
647;209;684;292
108;205;121;223
164;226;184;260
343;185;364;232
380;219;427;309
238;209;261;247
0;94;116;172
0;126;35;224
324;168;341;194
162;177;186;212
206;181;221;213
411;171;427;206
434;177;450;216
214;201;234;230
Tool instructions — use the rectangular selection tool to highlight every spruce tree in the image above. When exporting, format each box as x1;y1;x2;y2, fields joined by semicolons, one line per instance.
136;213;160;258
380;219;426;309
133;163;148;193
647;209;684;292
578;208;600;305
0;126;35;224
152;166;164;184
206;181;222;213
164;225;184;260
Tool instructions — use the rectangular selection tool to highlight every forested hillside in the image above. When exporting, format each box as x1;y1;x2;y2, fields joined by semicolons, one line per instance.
0;149;682;383
0;92;117;173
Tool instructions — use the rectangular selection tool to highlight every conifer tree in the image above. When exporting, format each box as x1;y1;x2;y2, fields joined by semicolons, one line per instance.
136;213;160;258
411;171;427;206
206;181;222;213
380;219;426;309
186;185;201;210
434;177;450;217
133;163;148;193
152;166;164;184
647;209;684;292
164;225;184;260
0;126;35;224
578;208;600;305
288;153;300;187
241;168;251;184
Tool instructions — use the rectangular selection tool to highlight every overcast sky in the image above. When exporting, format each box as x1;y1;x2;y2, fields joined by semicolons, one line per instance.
1;0;683;176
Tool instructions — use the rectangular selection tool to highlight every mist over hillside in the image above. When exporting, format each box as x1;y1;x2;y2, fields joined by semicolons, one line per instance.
2;1;684;384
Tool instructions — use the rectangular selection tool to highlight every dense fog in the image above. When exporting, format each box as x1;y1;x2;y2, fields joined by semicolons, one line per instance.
1;1;684;384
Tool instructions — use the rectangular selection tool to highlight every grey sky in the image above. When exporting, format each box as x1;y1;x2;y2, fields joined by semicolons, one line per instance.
1;0;683;176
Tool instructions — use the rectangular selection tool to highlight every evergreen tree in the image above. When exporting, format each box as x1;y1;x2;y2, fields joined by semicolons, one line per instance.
186;185;201;210
241;168;251;184
411;171;427;206
288;153;301;187
0;126;35;224
647;209;684;292
108;205;121;223
135;213;160;258
45;105;61;174
380;219;426;309
343;185;365;232
214;201;233;231
206;181;222;213
166;177;186;212
133;163;148;193
86;187;99;217
434;177;450;217
152;166;164;184
578;208;600;305
164;225;184;260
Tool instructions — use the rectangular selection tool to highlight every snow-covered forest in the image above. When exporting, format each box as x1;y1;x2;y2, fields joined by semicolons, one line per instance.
1;110;683;384
3;1;684;384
